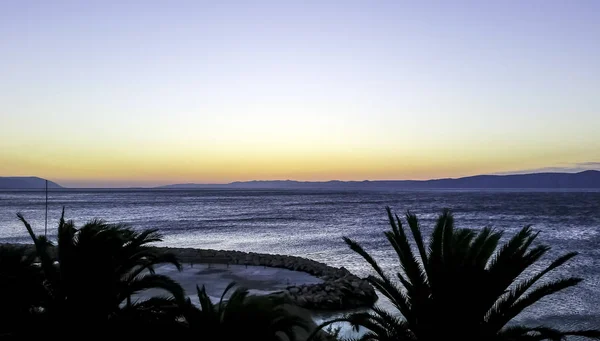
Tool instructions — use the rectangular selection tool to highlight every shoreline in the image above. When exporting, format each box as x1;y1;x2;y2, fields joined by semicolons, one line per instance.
158;247;377;310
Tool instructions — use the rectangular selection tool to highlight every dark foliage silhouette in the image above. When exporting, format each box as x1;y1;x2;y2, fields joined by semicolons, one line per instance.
0;245;47;337
184;282;311;341
311;207;600;341
1;209;312;340
11;208;185;337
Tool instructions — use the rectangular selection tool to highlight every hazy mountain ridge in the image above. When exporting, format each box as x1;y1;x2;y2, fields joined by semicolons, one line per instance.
159;170;600;190
2;171;599;190
0;177;63;189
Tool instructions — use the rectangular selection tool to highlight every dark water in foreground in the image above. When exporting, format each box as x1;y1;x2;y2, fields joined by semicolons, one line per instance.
1;189;599;329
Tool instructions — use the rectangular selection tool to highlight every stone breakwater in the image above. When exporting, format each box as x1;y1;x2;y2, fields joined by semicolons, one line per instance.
158;247;378;310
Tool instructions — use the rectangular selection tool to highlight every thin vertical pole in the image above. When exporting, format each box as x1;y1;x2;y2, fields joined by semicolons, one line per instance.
45;180;48;238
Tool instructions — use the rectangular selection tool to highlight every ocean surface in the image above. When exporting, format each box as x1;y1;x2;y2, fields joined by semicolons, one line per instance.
1;189;599;330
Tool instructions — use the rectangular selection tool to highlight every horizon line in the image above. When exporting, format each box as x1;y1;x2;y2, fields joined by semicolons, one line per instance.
2;169;599;189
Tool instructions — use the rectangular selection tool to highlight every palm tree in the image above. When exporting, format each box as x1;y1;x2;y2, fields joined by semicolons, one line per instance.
311;207;600;341
184;282;312;341
17;208;186;336
0;245;47;338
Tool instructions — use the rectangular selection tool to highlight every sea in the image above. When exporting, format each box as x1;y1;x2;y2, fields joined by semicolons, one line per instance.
1;189;599;330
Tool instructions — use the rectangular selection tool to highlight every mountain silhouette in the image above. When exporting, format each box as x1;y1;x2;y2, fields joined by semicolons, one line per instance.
159;171;600;190
3;171;599;190
0;177;63;190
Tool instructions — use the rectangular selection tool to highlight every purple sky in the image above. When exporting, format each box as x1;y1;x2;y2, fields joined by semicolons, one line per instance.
1;1;599;187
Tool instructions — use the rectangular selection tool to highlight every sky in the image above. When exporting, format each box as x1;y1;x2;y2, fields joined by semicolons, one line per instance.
1;1;599;187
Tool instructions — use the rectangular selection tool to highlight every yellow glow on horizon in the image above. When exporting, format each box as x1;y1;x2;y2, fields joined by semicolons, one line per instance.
2;130;598;187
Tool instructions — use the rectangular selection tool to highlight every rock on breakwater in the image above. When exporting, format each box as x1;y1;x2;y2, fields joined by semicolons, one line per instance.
158;247;378;310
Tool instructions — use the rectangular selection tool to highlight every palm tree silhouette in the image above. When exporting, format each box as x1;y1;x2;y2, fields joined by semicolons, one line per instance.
16;208;186;336
311;207;599;341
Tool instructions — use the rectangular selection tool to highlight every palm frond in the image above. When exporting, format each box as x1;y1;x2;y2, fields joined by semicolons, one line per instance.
473;227;503;269
486;252;578;326
382;208;427;293
16;212;57;286
492;277;583;329
405;211;428;272
366;275;412;322
344;236;387;280
124;273;186;305
427;209;453;295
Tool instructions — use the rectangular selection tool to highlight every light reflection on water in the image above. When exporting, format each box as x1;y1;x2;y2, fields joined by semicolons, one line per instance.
1;189;599;330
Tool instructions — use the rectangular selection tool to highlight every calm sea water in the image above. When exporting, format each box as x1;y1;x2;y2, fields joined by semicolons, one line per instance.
1;189;599;329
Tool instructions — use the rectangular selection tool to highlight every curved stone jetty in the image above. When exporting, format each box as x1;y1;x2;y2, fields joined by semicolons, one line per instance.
159;247;378;310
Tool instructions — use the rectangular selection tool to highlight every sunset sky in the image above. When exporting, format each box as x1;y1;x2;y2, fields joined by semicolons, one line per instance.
1;1;599;187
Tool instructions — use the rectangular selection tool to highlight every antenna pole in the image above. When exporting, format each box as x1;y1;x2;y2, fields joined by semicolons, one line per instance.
45;180;48;238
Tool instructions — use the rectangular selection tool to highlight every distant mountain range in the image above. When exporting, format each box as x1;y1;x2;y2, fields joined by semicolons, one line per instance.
0;177;63;189
1;171;599;190
159;170;600;190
